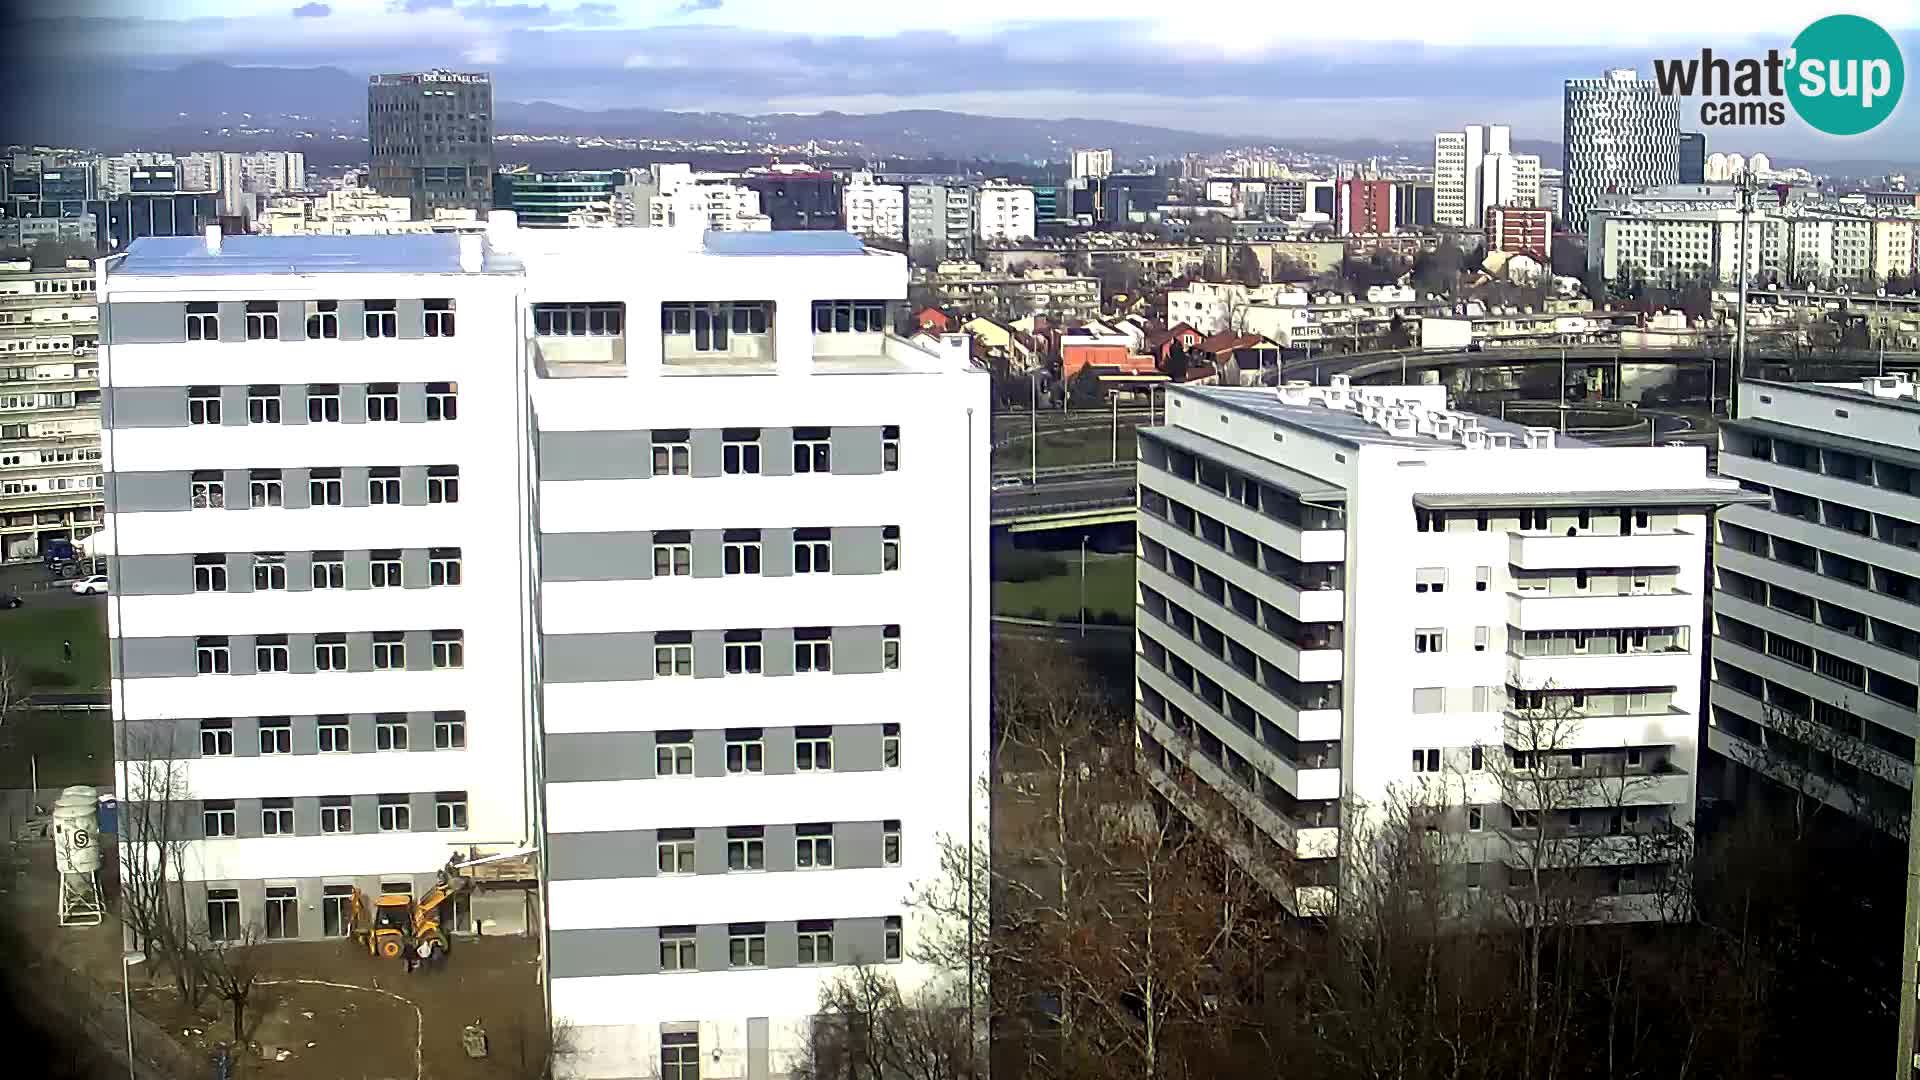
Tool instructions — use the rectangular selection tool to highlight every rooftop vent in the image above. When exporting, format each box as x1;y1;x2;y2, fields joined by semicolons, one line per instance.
1329;374;1351;390
203;224;221;255
1523;426;1556;450
1463;428;1488;449
1487;431;1513;449
458;233;483;273
1862;373;1911;399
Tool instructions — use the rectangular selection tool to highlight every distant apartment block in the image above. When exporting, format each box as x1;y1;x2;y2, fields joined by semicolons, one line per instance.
975;181;1037;244
1072;148;1115;181
1487;206;1553;262
367;69;495;219
743;170;844;231
842;173;905;244
0;260;102;559
1434;124;1541;228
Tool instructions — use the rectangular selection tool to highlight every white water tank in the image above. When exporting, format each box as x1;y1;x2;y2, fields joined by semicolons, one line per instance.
53;785;101;874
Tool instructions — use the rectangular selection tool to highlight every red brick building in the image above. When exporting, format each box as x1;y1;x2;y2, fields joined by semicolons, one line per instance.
1337;178;1397;236
1486;206;1552;261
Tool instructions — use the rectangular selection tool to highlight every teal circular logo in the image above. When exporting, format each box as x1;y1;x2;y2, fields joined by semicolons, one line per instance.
1787;15;1904;136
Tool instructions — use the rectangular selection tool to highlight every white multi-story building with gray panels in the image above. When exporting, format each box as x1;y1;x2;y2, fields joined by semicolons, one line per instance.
100;218;989;1079
1562;69;1680;233
1135;380;1753;917
0;259;105;559
1710;375;1920;826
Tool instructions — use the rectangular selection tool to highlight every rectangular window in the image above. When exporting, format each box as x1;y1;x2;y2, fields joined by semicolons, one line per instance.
370;551;403;588
882;526;901;571
322;884;353;937
261;798;294;835
724;631;763;675
306;385;341;423
247;386;281;424
196;637;231;674
188;387;221;425
306;300;338;339
655;733;694;776
1469;807;1483;831
795;726;834;771
244;301;279;341
798;921;836;965
369;467;401;505
435;792;468;831
534;302;624;337
883;722;901;768
314;634;348;671
1414;567;1447;593
723;430;761;474
427;465;460;504
191;474;225;510
654;634;693;678
199;719;233;757
193;554;227;593
794;529;832;574
727;826;765;871
657;829;695;875
424;298;456;337
249;470;284;508
432;630;464;670
793;428;832;473
729;924;768;967
795;628;832;674
366;383;400;422
726;729;764;774
309;469;343;506
1411;748;1441;773
1474;626;1489;653
884;820;902;866
318;716;349;753
203;800;237;837
1476;566;1491;592
813;300;887;333
364;300;398;338
429;547;462;586
185;302;219;342
375;714;408;751
796;825;834;869
312;554;345;590
1414;629;1445;654
377;795;410;831
652;433;691;477
723;532;761;576
206;889;240;942
426;381;457;421
1412;687;1445;714
658;932;697;973
258;716;291;753
1470;745;1484;771
435;711;467;749
884;916;902;961
372;633;405;670
252;553;286;591
652;536;692;577
882;425;900;472
319;797;351;834
883;625;901;671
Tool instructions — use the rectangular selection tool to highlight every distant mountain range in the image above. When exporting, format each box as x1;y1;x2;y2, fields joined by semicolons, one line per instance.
3;61;1566;168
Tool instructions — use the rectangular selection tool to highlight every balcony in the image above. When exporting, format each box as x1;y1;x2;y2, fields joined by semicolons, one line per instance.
1507;529;1699;571
1505;706;1694;750
1500;764;1692;811
1506;590;1701;631
1507;649;1696;692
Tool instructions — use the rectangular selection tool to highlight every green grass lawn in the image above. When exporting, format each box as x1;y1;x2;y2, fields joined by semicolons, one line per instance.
0;602;109;693
993;553;1136;623
0;707;113;788
995;419;1146;471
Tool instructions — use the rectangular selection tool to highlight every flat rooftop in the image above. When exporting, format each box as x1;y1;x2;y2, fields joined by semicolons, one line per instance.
1752;377;1920;414
111;233;523;277
1184;385;1597;451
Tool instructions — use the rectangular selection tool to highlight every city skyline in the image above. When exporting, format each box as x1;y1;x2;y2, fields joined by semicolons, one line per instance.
24;2;1920;159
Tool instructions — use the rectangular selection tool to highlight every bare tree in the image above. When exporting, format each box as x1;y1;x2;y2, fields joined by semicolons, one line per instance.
0;653;23;733
795;966;980;1080
117;722;205;1006
1719;699;1911;839
489;1013;580;1080
191;922;269;1044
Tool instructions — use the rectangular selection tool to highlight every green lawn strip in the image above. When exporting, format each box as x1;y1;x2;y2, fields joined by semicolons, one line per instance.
993;554;1136;623
993;420;1146;470
0;603;109;692
0;707;114;789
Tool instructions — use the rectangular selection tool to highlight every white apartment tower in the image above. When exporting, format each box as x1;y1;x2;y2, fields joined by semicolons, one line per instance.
974;181;1036;244
1072;148;1115;181
1434;124;1541;228
1135;381;1756;917
0;260;105;559
841;173;905;244
1710;376;1920;827
101;221;991;1079
1563;69;1680;233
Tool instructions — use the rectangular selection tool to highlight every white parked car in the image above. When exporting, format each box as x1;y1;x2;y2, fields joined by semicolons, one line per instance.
71;575;109;596
991;476;1026;491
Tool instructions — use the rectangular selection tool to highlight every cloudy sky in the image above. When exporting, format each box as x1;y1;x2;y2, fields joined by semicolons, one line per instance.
33;0;1920;158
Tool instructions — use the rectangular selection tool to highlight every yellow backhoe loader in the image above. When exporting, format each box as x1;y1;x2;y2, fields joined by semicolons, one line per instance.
351;855;471;966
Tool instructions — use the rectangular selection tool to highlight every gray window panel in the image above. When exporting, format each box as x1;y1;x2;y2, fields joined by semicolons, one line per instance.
103;387;188;429
398;384;428;423
400;467;429;507
106;472;192;513
219;386;249;428
407;711;436;751
349;714;376;756
350;793;379;834
748;1018;770;1080
836;724;887;772
834;821;886;869
762;727;796;774
760;528;794;577
542;632;655;683
692;630;724;679
229;716;259;758
115;637;198;678
339;384;368;424
693;826;726;875
221;470;250;509
281;469;312;510
692;729;726;779
342;466;370;507
541;532;652;582
216;302;247;343
104;301;187;344
337;300;365;342
290;716;319;754
344;550;372;590
292;796;321;836
233;797;263;839
832;625;886;675
691;530;724;578
695;924;729;973
764;921;800;969
277;301;307;342
690;428;724;478
396;299;426;340
402;549;430;589
284;551;313;591
223;554;253;594
113;555;193;596
761;629;795;678
409;792;437;832
835;916;892;966
227;635;258;677
763;824;797;872
346;631;374;673
831;527;883;575
761;427;794;477
831;426;885;475
287;634;316;675
547;830;657;881
280;384;307;426
544;732;657;783
550;928;659;978
123;719;197;762
403;633;434;673
539;430;653;482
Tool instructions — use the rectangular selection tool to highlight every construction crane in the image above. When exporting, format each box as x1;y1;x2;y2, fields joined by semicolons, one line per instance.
349;847;533;968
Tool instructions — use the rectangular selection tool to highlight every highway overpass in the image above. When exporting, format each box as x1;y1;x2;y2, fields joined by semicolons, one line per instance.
991;464;1135;533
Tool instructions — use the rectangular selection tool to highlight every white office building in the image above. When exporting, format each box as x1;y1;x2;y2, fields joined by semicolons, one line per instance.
1562;69;1680;232
974;181;1036;244
1434;124;1541;228
1072;148;1115;181
1710;375;1920;827
101;219;989;1079
1135;380;1754;917
841;173;904;244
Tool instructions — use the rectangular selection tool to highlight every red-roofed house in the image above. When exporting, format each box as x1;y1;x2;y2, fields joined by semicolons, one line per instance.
914;307;953;333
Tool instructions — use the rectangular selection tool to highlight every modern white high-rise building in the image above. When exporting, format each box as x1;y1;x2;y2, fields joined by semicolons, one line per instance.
1135;380;1755;917
1562;69;1680;232
841;173;904;244
974;181;1036;244
1434;124;1541;228
1710;375;1920;828
101;219;990;1079
1072;148;1115;181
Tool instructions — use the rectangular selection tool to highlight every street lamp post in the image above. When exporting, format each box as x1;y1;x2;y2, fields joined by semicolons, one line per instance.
1079;535;1089;638
122;950;146;1080
1029;369;1038;486
1733;169;1756;421
1111;391;1120;464
1559;335;1568;433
